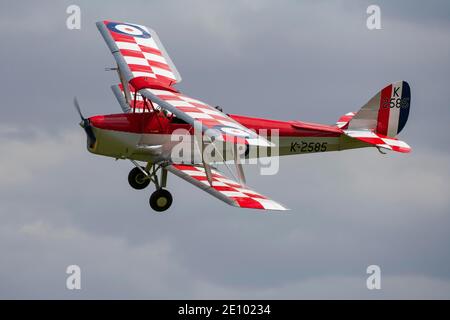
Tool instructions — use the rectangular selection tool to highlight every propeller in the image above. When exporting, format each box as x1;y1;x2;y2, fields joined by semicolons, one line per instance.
73;97;96;148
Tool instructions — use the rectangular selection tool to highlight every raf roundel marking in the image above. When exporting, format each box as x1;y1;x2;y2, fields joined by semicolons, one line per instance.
107;22;151;38
218;126;252;138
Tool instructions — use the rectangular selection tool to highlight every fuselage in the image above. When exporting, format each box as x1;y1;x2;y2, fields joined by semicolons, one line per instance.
85;111;368;163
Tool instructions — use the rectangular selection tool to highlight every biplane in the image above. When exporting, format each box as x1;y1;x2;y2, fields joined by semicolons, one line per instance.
75;20;411;212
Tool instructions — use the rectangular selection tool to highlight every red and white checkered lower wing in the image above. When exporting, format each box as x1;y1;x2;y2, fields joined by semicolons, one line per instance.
167;164;288;211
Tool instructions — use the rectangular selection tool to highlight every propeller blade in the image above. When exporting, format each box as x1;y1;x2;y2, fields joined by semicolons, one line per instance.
73;97;85;120
72;96;96;148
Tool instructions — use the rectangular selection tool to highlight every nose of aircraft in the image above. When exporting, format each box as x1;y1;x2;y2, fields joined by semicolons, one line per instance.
79;112;143;156
73;97;97;149
87;115;104;128
80;116;97;149
84;114;134;152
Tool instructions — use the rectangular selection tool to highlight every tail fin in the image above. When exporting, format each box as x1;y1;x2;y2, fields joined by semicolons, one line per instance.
347;81;411;137
341;81;412;153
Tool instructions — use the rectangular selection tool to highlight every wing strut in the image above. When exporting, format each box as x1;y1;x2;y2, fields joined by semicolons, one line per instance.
231;144;246;185
201;133;245;187
117;65;132;105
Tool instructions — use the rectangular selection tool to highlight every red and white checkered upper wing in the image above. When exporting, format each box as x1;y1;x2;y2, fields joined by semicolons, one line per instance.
167;164;288;211
97;20;181;86
99;20;272;147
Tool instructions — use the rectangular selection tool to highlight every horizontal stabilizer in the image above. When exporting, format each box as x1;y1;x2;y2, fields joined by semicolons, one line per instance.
336;112;356;129
344;130;411;153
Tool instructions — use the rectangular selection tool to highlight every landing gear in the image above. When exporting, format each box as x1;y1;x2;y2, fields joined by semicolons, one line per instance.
129;160;172;212
128;167;151;190
149;189;173;212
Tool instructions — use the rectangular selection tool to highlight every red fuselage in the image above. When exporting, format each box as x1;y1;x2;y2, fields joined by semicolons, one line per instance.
88;112;343;137
85;111;365;163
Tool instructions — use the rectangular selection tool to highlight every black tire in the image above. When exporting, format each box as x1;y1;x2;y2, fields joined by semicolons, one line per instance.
128;167;150;190
149;189;173;212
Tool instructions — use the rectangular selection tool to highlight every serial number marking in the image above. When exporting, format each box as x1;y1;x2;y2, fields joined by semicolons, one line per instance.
380;86;410;109
381;97;410;109
290;141;328;153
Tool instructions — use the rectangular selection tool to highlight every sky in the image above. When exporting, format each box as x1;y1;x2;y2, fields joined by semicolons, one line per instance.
0;0;449;299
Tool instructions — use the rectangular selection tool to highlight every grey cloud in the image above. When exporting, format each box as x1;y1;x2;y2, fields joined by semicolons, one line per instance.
0;0;449;299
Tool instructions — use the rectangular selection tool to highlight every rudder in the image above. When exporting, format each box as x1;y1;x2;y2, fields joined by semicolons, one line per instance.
348;81;411;137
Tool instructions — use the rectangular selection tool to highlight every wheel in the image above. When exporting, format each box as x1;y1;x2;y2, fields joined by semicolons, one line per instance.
128;167;150;190
149;189;173;212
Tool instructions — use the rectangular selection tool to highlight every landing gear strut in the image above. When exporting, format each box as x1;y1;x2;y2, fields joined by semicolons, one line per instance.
128;160;173;212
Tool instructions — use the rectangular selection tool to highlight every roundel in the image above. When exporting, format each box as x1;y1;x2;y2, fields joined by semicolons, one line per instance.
106;22;151;38
217;126;252;138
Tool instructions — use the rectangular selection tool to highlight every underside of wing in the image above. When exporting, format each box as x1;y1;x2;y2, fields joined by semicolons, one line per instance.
166;164;288;211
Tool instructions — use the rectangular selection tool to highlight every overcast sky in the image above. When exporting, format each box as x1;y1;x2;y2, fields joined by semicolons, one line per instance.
0;0;449;299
